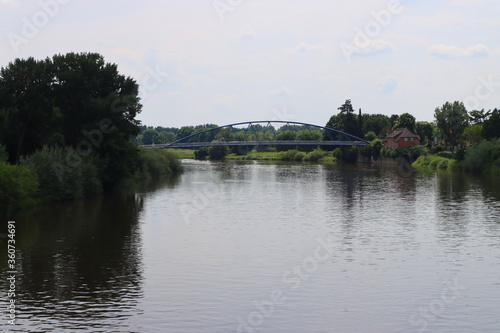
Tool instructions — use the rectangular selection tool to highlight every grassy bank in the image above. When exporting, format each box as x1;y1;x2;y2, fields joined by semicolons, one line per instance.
412;155;460;170
214;148;334;163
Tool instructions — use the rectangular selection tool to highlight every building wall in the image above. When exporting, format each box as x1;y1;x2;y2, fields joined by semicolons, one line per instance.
384;137;420;149
396;137;420;149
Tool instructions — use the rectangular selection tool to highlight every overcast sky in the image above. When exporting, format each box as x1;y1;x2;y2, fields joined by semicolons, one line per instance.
1;0;499;128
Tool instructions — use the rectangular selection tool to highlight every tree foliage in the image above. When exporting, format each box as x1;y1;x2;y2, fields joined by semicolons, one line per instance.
434;101;469;151
393;113;416;133
483;109;500;140
0;52;143;188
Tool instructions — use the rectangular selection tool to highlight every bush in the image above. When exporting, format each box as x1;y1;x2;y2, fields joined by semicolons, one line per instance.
208;145;229;160
281;149;300;161
21;145;102;201
365;131;377;142
134;149;183;179
194;147;209;160
0;162;39;213
463;139;500;174
294;151;306;161
303;148;327;162
437;151;454;159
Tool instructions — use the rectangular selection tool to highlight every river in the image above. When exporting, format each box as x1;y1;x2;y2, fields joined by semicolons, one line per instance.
1;160;500;332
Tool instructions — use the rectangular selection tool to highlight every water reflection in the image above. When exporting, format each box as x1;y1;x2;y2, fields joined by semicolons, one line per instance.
0;185;156;331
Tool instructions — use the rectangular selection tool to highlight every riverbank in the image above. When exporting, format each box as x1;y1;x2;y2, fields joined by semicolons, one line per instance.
168;148;335;163
0;147;183;216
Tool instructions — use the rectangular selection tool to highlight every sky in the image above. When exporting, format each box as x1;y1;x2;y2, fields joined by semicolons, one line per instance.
1;0;499;128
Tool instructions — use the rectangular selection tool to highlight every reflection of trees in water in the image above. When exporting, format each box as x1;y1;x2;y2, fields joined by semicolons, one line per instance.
323;164;419;248
5;192;146;330
435;172;500;247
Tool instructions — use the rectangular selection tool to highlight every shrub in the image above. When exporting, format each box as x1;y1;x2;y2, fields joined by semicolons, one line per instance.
21;145;102;201
0;162;39;213
437;151;453;159
365;131;377;142
303;148;327;162
194;147;209;160
294;151;306;161
208;145;229;160
134;149;183;179
463;139;500;174
281;149;299;161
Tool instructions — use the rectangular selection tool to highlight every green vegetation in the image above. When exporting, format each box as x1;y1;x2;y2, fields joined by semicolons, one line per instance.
0;53;183;215
413;155;459;171
462;139;500;174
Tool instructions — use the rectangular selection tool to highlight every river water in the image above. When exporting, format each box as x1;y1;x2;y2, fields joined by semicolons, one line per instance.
2;160;500;332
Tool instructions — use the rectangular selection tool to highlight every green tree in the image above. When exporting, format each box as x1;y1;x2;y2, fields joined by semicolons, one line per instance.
483;109;500;140
176;126;194;140
362;114;391;138
415;121;434;145
365;131;377;141
0;52;143;187
0;57;57;163
469;109;491;125
434;101;469;151
393;113;416;133
142;129;160;144
462;124;483;146
338;99;354;114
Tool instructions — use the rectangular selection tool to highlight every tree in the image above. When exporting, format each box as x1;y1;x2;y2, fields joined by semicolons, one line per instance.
142;129;160;144
434;101;469;151
483;109;500;140
469;109;491;125
362;114;391;138
338;99;354;114
415;121;434;146
0;52;143;187
389;114;399;128
462;124;483;146
0;57;56;163
393;113;416;133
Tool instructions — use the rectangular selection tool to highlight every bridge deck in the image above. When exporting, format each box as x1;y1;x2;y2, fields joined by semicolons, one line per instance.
158;140;367;149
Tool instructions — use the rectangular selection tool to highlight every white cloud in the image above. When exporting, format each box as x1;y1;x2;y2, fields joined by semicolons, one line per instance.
428;43;490;58
358;39;395;55
293;42;325;53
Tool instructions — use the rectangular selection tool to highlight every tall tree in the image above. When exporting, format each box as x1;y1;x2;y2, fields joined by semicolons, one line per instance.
469;109;491;125
0;52;142;186
434;101;469;151
415;121;434;145
393;112;416;133
338;99;354;114
483;108;500;140
0;57;57;163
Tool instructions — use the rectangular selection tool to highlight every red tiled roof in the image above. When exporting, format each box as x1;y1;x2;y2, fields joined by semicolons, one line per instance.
385;128;420;142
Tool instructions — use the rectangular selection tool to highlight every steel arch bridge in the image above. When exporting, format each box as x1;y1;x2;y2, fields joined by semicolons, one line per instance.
162;120;368;149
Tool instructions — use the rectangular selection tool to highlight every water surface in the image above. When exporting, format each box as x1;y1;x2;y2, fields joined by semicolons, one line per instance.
2;160;500;332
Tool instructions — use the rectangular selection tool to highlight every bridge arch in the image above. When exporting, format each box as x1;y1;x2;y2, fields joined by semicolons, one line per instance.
162;120;368;149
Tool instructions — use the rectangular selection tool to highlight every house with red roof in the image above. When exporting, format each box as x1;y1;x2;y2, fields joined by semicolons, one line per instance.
383;128;421;149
